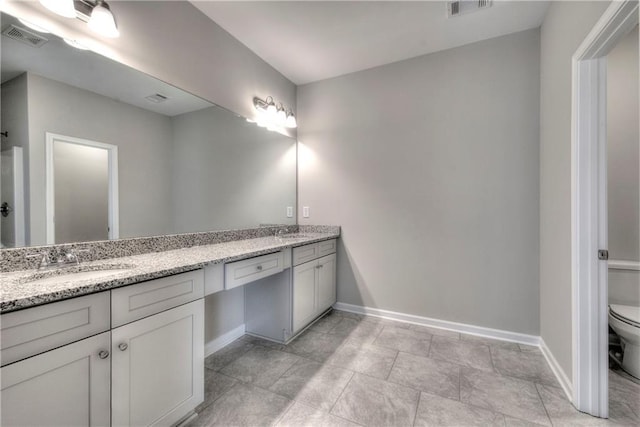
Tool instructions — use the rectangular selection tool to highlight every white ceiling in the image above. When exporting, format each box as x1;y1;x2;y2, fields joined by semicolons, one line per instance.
192;1;549;85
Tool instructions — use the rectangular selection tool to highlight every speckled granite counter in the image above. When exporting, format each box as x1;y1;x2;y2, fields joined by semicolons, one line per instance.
1;231;339;314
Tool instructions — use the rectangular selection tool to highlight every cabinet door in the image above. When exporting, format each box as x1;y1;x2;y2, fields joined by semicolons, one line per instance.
112;300;204;427
293;260;318;332
1;332;111;427
316;253;337;314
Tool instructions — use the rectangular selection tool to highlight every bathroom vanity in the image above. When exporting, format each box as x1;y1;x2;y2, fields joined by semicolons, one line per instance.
0;229;339;427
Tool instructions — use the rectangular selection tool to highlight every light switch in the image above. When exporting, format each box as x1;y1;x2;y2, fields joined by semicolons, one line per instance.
286;206;293;218
302;206;310;218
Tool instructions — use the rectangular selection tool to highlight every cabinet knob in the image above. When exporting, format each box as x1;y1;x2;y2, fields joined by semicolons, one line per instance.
118;343;128;351
98;350;110;359
256;265;263;271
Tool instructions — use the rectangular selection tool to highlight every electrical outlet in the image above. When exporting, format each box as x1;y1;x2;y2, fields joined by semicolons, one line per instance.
302;206;310;218
286;206;293;218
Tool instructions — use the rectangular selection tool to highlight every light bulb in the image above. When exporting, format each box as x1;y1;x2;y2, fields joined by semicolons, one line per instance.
39;0;76;18
266;102;277;119
276;108;287;125
88;1;120;38
285;112;297;128
18;18;50;34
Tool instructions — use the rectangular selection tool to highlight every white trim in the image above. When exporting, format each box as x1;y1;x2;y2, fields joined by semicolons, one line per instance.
333;302;540;346
608;260;640;271
45;133;119;244
540;338;574;402
204;324;246;357
571;0;639;418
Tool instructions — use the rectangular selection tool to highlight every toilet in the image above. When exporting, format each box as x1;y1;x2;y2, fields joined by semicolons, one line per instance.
609;304;640;379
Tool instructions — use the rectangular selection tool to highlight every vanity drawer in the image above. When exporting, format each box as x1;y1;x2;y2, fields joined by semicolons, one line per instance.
293;244;320;266
225;251;285;290
111;269;204;327
0;292;110;366
318;239;337;257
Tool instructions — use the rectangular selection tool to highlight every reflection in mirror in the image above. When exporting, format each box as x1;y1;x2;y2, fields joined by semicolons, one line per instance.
47;133;117;244
0;12;297;249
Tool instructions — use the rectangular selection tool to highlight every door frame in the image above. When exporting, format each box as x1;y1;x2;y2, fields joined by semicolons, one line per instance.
571;0;638;418
45;132;119;244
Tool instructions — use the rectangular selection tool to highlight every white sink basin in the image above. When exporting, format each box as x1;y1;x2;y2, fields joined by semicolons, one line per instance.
23;264;134;286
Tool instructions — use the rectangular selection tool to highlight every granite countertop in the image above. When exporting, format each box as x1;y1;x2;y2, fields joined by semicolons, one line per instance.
1;232;338;314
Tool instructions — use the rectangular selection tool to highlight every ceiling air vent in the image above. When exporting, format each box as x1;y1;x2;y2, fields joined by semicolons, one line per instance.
145;93;169;104
448;0;493;18
2;25;49;48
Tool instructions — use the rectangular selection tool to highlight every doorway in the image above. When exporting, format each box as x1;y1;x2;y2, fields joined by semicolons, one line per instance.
45;133;119;244
571;0;639;418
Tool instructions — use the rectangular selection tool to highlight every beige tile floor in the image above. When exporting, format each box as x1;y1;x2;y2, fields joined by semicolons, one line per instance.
188;310;640;426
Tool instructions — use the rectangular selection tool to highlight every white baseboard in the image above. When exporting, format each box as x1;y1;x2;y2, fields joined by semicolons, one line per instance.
333;302;575;402
540;338;573;401
333;302;540;346
205;324;246;357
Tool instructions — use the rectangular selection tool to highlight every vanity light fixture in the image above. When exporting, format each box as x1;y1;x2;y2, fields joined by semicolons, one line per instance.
88;0;119;38
39;0;77;19
38;0;120;38
253;96;297;129
285;110;297;129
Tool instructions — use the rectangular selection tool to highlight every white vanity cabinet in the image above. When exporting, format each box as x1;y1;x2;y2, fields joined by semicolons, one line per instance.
111;269;204;427
293;253;337;333
111;299;204;427
1;331;111;427
0;269;205;427
245;239;337;342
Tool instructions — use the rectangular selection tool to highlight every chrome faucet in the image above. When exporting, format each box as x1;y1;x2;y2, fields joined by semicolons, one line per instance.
275;227;290;238
26;252;52;270
26;249;89;270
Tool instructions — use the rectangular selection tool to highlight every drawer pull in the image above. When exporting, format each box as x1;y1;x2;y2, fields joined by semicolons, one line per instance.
316;265;323;269
256;265;263;271
118;343;128;351
98;350;110;359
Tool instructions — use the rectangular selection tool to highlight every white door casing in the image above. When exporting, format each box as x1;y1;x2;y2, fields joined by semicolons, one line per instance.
571;0;639;418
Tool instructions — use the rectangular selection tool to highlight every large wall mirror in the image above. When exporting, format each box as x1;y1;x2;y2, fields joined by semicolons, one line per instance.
0;12;297;249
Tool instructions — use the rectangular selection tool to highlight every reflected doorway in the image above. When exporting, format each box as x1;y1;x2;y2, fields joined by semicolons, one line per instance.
0;146;25;248
45;133;118;244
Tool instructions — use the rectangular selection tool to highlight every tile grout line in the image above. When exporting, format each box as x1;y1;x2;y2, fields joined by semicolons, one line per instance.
411;390;422;427
533;382;555;427
270;398;296;427
328;371;356;415
488;345;497;373
385;349;401;381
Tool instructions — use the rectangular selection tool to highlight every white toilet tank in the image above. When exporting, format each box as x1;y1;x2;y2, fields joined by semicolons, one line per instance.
608;262;640;306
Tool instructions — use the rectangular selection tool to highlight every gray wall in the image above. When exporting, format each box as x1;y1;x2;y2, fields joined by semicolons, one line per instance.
607;26;639;263
171;106;296;233
26;73;174;246
539;1;610;380
4;1;296;135
0;74;28;152
298;29;541;335
607;26;640;307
